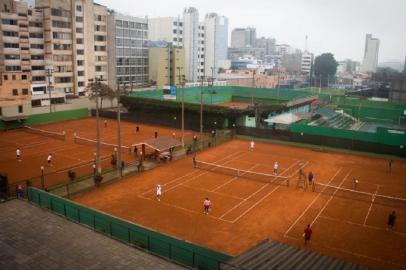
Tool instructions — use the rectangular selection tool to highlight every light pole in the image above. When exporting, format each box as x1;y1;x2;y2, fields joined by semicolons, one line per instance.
89;77;103;174
177;67;184;147
45;68;53;113
116;82;123;177
199;77;204;141
40;166;44;190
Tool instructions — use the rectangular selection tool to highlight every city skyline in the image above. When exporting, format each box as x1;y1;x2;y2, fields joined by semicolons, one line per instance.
96;0;406;63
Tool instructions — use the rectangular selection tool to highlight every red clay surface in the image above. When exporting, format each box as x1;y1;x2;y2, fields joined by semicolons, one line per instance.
74;140;406;270
0;117;196;189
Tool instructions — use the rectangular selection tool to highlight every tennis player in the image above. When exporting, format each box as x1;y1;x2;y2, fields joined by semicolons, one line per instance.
47;153;53;166
203;197;212;214
250;140;255;151
16;148;21;162
304;224;312;245
156;184;162;201
273;161;279;175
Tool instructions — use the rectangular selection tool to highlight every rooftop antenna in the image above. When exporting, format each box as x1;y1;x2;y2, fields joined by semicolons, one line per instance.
305;35;308;53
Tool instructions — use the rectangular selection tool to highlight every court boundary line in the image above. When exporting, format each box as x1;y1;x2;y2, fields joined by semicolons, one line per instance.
219;160;302;222
179;183;246;200
210;164;260;192
284;167;344;236
229;161;309;224
310;170;352;227
139;151;246;197
363;184;380;226
319;215;406;237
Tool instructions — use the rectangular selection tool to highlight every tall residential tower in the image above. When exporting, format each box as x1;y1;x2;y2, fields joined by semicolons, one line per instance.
360;34;379;73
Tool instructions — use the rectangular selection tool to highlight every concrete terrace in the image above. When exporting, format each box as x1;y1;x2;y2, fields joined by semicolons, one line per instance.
0;199;188;270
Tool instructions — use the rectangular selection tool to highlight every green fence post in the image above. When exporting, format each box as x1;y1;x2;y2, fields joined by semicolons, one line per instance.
109;221;112;236
77;208;80;223
128;228;131;243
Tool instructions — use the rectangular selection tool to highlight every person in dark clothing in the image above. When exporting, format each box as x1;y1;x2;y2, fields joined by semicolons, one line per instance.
387;211;396;229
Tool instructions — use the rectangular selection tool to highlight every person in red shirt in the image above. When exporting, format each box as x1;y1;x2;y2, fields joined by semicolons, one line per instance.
304;224;312;245
203;198;212;215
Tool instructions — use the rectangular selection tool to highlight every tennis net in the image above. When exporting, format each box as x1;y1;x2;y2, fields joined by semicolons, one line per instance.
24;126;66;140
313;182;406;209
194;159;290;186
74;134;131;153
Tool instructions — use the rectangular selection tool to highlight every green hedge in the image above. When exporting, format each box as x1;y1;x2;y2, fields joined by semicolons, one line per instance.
0;108;89;130
28;187;231;269
290;124;406;147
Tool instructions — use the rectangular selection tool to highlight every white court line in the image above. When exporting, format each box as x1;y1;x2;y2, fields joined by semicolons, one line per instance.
210;164;260;192
219;160;301;221
284;167;343;236
180;184;245;200
164;152;248;194
229;161;308;224
229;186;280;223
310;170;352;227
320;215;406;237
363;184;380;226
139;151;245;197
138;194;231;223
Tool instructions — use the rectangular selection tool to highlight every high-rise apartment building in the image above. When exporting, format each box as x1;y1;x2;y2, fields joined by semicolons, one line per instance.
148;41;185;89
183;7;204;82
0;0;44;114
403;54;406;75
230;27;256;48
148;17;183;48
360;34;379;73
255;37;276;56
203;13;228;78
301;51;313;75
107;11;148;89
35;0;109;96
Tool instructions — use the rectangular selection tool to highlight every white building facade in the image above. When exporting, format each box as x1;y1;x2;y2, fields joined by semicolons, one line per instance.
204;13;228;78
360;34;379;73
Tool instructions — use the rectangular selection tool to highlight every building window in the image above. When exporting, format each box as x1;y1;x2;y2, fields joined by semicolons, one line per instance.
32;76;45;81
78;71;85;76
76;38;83;44
18;105;23;113
53;44;71;50
2;31;18;37
78;81;85;87
4;43;19;48
29;32;43;38
75;16;83;22
5;66;21;71
5;54;20;60
22;74;27;80
77;60;84;66
12;89;18;96
54;77;72;83
1;19;17;25
3;75;7;80
29;21;42;27
30;44;44;49
76;5;82;11
32;66;44;70
12;75;16;80
76;27;83;33
77;49;84;55
22;89;29;95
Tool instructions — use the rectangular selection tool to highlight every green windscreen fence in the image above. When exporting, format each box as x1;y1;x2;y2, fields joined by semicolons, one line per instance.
0;108;89;130
290;124;406;147
27;187;231;270
129;86;315;104
332;96;406;124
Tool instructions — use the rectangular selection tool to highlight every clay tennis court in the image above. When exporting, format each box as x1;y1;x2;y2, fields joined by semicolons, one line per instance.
73;139;406;270
0;117;196;189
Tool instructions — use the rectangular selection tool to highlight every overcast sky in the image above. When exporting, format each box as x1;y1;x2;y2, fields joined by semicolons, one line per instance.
97;0;406;63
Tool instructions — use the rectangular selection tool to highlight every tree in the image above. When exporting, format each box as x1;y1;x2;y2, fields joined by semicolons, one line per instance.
372;67;404;82
313;53;338;87
87;81;115;110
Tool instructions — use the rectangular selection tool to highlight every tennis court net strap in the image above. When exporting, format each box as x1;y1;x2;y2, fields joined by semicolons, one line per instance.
313;182;406;209
194;159;290;186
24;126;66;140
74;134;131;153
